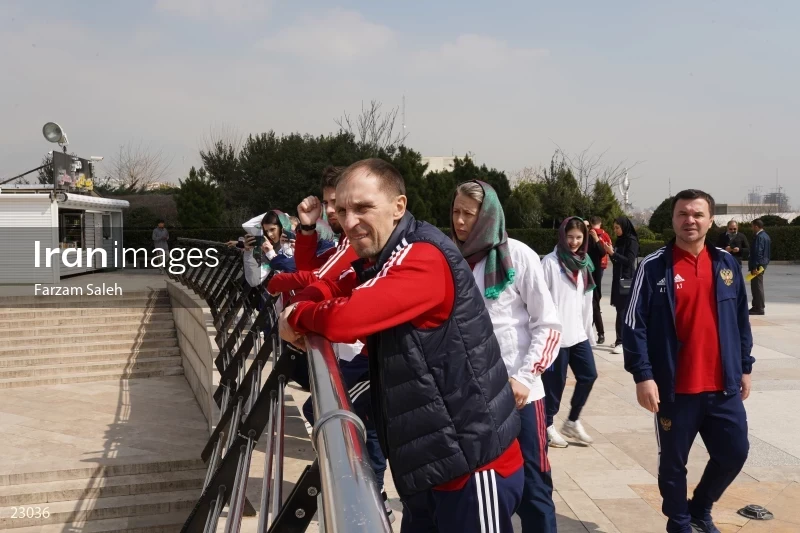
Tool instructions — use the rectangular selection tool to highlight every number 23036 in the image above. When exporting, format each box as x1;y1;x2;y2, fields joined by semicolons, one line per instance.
10;506;50;519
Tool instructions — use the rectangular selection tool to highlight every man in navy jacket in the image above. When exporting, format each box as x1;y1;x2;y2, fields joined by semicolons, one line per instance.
623;189;754;533
748;219;771;315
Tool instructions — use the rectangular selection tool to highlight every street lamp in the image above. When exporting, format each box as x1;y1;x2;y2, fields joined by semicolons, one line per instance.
42;122;69;152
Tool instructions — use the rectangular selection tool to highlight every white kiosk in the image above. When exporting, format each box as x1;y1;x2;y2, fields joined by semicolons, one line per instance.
0;185;129;283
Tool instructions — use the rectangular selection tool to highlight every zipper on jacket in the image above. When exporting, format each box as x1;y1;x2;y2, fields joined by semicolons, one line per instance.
712;252;729;394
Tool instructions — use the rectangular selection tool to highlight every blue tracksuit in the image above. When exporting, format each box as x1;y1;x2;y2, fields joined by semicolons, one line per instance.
623;243;754;532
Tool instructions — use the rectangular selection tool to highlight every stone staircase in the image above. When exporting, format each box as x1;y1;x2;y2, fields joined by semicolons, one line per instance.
0;458;206;532
0;288;209;532
0;290;184;389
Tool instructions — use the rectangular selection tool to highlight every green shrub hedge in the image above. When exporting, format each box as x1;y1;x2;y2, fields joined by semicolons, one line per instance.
123;225;800;261
662;227;800;261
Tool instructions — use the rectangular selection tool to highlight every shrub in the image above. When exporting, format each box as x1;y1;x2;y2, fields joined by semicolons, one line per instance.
636;225;656;240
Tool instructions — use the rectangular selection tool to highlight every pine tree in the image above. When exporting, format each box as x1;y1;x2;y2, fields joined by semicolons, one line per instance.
175;167;224;228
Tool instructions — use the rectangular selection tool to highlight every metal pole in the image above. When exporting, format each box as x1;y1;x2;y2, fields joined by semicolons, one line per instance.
306;335;392;533
270;377;286;520
203;485;226;533
222;445;248;533
257;393;277;532
202;435;224;492
226;397;243;451
229;435;255;533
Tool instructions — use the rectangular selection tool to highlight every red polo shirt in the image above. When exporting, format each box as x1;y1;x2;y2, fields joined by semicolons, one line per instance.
673;246;724;394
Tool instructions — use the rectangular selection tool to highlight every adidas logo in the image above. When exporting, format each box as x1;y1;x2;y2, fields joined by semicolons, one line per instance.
657;278;666;286
674;274;685;283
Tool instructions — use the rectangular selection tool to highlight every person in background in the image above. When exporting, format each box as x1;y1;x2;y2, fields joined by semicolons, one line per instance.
603;217;639;354
748;219;771;316
242;210;297;288
715;221;748;266
624;189;753;533
152;220;169;253
294;165;353;271
541;217;597;448
586;216;612;344
279;159;523;533
451;180;562;533
152;220;169;274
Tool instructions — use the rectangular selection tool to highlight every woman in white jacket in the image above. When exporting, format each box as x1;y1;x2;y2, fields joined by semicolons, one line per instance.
541;216;598;448
452;180;562;533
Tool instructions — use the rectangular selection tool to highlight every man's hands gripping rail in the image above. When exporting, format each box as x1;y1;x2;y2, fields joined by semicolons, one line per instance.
279;302;306;351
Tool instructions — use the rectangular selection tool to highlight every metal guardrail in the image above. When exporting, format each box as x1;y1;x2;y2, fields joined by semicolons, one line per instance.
170;238;391;533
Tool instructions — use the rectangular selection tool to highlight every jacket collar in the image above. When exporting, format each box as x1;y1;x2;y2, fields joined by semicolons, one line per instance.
353;211;416;284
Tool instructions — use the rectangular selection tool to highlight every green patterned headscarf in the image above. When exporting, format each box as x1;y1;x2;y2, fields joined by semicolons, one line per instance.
451;180;515;300
557;216;596;293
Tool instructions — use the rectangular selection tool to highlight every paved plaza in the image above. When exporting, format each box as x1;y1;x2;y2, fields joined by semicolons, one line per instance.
1;264;798;532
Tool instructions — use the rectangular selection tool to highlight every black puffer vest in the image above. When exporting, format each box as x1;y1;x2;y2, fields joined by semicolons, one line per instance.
355;212;519;498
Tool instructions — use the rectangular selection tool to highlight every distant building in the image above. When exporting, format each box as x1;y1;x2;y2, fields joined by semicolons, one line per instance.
715;204;780;215
421;156;456;176
762;192;791;212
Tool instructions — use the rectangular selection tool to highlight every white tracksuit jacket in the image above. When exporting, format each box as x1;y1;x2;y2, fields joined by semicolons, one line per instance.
471;238;563;404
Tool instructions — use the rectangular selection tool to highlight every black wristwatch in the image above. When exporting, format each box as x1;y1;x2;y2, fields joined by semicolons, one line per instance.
298;223;316;232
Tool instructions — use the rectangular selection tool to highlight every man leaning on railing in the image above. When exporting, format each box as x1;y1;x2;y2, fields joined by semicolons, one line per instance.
267;165;392;522
278;158;524;533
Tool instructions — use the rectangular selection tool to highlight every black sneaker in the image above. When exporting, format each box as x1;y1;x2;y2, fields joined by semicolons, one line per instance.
689;513;721;533
749;309;764;316
597;334;605;345
381;491;395;524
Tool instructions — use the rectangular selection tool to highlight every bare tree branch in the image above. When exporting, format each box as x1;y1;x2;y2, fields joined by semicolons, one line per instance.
201;123;243;158
108;141;173;192
551;142;645;201
335;100;409;155
508;166;540;187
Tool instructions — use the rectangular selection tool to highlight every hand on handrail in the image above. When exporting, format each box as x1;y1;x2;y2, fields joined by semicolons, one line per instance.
278;303;307;350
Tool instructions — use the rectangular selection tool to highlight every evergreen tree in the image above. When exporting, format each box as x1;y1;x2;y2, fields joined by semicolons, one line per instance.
649;197;674;233
175;167;224;228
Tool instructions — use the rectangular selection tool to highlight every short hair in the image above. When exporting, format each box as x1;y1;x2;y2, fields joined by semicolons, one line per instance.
589;216;603;226
455;181;485;204
337;158;406;197
320;165;345;190
671;189;716;216
752;219;765;229
157;219;165;224
727;220;738;228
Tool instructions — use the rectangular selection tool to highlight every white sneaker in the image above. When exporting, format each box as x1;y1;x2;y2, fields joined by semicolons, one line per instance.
547;425;569;448
612;344;623;354
562;420;594;444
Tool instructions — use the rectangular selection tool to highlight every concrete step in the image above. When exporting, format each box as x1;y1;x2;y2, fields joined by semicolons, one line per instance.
0;458;205;487
0;292;169;309
0;305;172;320
0;347;181;368
0;310;174;329
0;469;207;506
0;337;179;357
0;488;198;529
0;357;182;379
0;320;176;338
0;329;177;348
0;366;185;389
7;511;187;533
0;295;172;311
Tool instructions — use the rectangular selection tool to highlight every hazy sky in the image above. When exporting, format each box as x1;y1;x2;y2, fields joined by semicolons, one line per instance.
1;0;797;209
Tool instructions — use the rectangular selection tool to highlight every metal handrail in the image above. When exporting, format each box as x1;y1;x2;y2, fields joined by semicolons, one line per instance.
306;335;392;533
175;237;390;532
